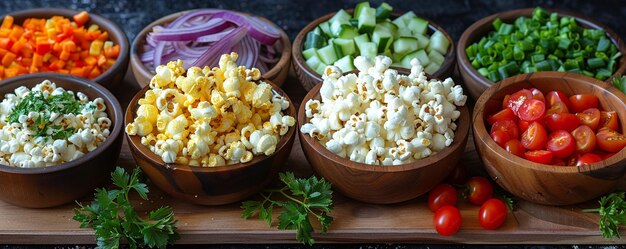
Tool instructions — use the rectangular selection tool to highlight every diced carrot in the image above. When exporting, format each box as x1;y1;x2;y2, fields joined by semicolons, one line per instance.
70;66;85;77
57;69;69;74
87;66;100;79
74;60;85;68
35;41;52;55
97;31;108;41
0;38;12;49
73;11;89;27
32;53;42;67
8;27;23;41
97;54;106;66
84;56;97;65
9;39;25;54
104;44;120;59
61;40;76;52
0;29;10;38
69;52;80;61
1;16;13;30
48;60;65;70
2;52;15;66
85;30;101;41
0;48;8;57
20;58;32;67
59;50;70;61
79;50;89;59
4;67;18;78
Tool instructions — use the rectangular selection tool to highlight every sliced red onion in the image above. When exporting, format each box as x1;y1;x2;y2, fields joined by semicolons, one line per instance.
191;25;248;67
212;11;280;45
196;28;235;42
152;19;230;41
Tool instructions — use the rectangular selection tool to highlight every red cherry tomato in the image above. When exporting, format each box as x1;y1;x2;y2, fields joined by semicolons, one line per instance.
502;94;511;110
546;130;576;158
525;150;554;164
433;206;462;236
576;153;603;166
566;153;581;166
572;125;597;154
546;90;571;108
446;163;468;185
546;101;570;115
552;157;567;166
530;88;545;102
491;130;512;148
604;153;616;160
487;108;517;125
478;198;508;230
569;94;599;113
518;99;546;122
521;122;548;150
576;108;601;131
428;184;458;212
504;139;526;158
544;113;580;132
596;128;626;153
491;119;520;140
518;120;531;133
599;111;619;131
506;89;533;114
466;176;494;206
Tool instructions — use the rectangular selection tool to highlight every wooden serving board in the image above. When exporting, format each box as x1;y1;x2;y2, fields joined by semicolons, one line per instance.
0;70;624;245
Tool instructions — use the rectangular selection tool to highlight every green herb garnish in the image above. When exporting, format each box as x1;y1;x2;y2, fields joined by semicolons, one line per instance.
583;192;626;240
241;172;333;245
73;167;180;249
611;74;626;94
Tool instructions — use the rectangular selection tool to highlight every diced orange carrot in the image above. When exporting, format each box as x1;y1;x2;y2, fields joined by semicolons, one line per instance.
104;44;120;58
87;66;100;79
61;40;76;52
2;52;15;66
59;50;70;61
84;56;97;65
73;11;89;27
32;53;42;67
1;16;13;30
69;52;80;61
70;66;85;77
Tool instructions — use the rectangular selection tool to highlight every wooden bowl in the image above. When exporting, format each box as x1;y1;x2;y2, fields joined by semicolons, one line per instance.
130;10;291;88
125;79;296;205
297;81;470;204
292;9;456;91
457;8;626;101
2;9;130;91
473;72;626;205
0;73;124;208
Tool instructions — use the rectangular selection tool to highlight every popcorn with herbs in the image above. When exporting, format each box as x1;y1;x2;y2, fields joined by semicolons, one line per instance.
302;55;466;165
0;80;111;168
126;53;294;167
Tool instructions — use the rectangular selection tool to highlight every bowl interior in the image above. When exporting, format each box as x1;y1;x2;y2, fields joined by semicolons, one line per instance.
130;10;289;86
458;8;626;85
125;78;296;173
3;8;130;83
297;80;470;173
474;72;626;173
0;73;123;174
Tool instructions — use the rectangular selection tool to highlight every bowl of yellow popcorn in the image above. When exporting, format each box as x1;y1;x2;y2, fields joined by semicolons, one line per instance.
298;55;470;204
0;73;123;208
125;52;297;205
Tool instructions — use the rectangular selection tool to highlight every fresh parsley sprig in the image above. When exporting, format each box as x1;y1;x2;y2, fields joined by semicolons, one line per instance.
241;172;333;245
73;167;180;249
583;192;626;240
612;74;626;94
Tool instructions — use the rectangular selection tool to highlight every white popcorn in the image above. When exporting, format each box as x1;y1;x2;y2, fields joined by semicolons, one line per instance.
301;55;466;165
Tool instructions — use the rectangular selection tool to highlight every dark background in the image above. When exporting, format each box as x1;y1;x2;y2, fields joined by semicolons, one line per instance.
1;0;625;248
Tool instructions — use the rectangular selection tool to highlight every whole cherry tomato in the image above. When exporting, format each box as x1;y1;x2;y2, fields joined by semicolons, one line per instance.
478;198;508;230
428;184;458;212
466;176;494;206
433;206;462;236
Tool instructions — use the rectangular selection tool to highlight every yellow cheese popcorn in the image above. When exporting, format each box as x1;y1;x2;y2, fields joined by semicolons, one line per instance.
126;53;295;167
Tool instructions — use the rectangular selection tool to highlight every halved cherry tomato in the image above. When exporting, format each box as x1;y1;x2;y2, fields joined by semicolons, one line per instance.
599;111;619;131
478;198;508;230
576;153;603;166
530;88;545;102
566;153;580;166
504;139;525;157
572;125;596;154
502;94;511;110
491;119;520;140
544;113;580;132
576;108;601;131
466;176;493;206
487;108;517;125
552;158;567;166
506;89;533;114
491;130;511;148
433;206;462;236
525;150;554;164
596;128;626;153
518;99;546;122
428;184;458;212
518;120;530;133
569;94;599;113
546;130;576;158
546;101;569;115
521;122;548;150
546;90;571;108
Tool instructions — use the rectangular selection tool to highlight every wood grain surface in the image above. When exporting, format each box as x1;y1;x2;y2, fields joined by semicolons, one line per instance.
0;69;624;244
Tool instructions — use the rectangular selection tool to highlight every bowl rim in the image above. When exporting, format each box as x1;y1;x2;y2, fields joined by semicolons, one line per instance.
1;8;130;84
124;76;297;173
129;8;291;86
0;72;124;174
297;73;470;173
472;71;626;173
292;8;457;84
457;7;626;88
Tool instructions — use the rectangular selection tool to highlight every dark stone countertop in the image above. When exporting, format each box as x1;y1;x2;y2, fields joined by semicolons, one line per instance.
0;0;625;248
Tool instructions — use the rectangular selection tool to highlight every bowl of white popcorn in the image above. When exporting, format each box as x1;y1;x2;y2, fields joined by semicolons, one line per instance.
298;55;470;204
0;73;123;208
125;53;297;205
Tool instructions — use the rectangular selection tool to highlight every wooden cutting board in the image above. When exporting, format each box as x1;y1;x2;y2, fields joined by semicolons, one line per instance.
0;70;623;245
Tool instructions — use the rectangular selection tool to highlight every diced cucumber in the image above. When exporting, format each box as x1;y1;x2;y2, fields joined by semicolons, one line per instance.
428;50;445;66
354;33;370;45
429;31;450;54
392;11;417;27
329;9;351;23
319;21;331;37
303;47;318;60
318;44;339;65
333;38;357;57
354;2;370;19
379;21;399;38
375;2;393;21
358;42;378;59
334;55;355;72
415;33;430;49
372;25;393;52
424;63;441;75
396;22;412;37
349;19;358;27
338;25;359;39
306;55;322;70
315;62;328;75
393;37;419;57
304;32;326;49
330;19;350;37
408;17;429;35
357;7;376;33
401;49;430;68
